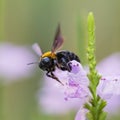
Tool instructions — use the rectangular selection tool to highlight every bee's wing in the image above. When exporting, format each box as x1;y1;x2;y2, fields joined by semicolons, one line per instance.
32;43;42;56
51;24;64;52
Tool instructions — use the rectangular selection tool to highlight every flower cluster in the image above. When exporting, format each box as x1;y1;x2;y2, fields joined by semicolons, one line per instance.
39;53;120;119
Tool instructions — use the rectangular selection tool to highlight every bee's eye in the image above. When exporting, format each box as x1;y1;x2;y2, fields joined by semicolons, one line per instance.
39;57;54;70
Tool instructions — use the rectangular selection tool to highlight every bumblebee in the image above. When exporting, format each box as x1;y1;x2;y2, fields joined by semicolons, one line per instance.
29;25;80;85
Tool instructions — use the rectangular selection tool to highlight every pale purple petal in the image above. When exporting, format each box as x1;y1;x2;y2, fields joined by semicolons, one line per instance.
75;107;87;120
70;61;81;74
39;76;81;114
97;53;120;97
97;53;120;75
64;60;89;100
98;75;120;99
0;42;36;82
104;95;120;114
97;53;120;113
64;84;88;100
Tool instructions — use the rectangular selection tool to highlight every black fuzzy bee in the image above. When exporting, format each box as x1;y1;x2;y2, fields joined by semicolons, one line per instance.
28;25;80;85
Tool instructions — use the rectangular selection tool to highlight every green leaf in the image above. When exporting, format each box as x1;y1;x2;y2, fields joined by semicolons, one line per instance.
86;112;93;120
84;103;92;111
99;111;107;120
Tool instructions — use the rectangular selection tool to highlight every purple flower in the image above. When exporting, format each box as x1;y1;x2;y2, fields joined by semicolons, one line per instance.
39;78;83;114
76;53;120;119
98;75;120;98
97;53;120;98
97;53;120;114
39;53;120;118
38;60;89;114
64;60;89;100
0;42;36;83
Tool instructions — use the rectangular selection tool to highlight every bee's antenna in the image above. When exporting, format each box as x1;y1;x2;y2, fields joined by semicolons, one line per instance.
27;62;39;65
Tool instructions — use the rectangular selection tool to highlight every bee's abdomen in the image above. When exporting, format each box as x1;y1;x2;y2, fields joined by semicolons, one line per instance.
55;51;80;71
56;50;80;63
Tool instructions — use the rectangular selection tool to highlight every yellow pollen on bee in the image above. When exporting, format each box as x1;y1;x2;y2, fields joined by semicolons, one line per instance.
41;51;56;59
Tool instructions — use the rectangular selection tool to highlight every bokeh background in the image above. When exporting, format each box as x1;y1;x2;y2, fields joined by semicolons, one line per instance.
0;0;120;120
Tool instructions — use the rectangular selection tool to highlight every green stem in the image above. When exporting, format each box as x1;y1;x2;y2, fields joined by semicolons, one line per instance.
85;12;107;120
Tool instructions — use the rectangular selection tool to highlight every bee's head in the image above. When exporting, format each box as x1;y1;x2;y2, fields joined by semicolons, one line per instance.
39;57;55;71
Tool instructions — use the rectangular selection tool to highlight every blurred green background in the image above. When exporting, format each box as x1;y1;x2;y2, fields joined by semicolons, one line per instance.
0;0;120;120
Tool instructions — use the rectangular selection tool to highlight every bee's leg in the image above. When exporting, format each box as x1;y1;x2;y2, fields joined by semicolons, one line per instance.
57;59;72;72
46;71;64;86
67;62;72;71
